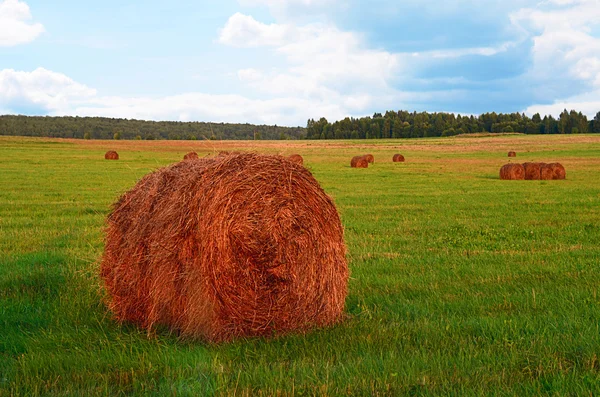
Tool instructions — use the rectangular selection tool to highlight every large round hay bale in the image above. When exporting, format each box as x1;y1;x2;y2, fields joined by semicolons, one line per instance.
508;151;517;157
288;154;304;166
350;156;368;168
101;153;348;343
392;154;405;162
522;162;544;180
364;154;374;164
105;151;119;160
183;151;199;160
548;163;566;180
499;163;525;180
540;163;554;180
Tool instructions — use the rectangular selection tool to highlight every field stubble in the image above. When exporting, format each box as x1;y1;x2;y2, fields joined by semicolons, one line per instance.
1;134;600;395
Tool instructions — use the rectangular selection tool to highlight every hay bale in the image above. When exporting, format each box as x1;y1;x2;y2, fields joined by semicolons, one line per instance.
105;151;119;160
538;163;554;180
499;163;525;180
350;156;368;168
522;162;545;180
364;154;374;164
508;151;517;157
392;154;405;162
548;163;566;180
101;153;348;343
288;154;304;166
183;152;199;160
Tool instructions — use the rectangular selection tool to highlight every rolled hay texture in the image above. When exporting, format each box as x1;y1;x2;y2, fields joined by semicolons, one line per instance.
523;162;545;180
183;152;199;160
364;154;374;164
350;156;369;168
499;163;525;180
288;154;304;166
540;163;555;180
101;153;348;343
392;154;405;162
105;151;119;160
508;151;517;157
548;163;566;180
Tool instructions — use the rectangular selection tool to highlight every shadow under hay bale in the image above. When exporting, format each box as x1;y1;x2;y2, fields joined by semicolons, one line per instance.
548;163;566;180
500;163;525;180
523;162;544;180
392;154;405;162
105;151;119;160
101;153;348;343
508;151;517;157
288;154;303;166
350;156;368;168
364;154;374;164
183;152;199;160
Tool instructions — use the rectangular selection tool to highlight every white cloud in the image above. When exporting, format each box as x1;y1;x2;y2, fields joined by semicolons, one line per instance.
220;13;401;107
0;0;44;46
0;68;96;112
512;0;600;115
0;67;349;126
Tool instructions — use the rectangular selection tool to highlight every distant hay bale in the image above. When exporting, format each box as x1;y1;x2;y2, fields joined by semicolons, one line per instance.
499;163;525;180
350;156;369;168
540;163;554;180
288;154;304;166
100;153;348;343
105;151;119;160
392;154;405;162
183;152;199;160
523;162;544;180
508;151;517;157
364;154;374;164
548;163;566;180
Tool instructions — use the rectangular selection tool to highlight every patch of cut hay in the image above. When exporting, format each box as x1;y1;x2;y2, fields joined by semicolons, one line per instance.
523;162;544;180
105;151;119;160
392;154;405;162
499;163;525;180
101;153;348;343
288;154;304;166
548;163;566;180
350;156;368;168
183;152;199;160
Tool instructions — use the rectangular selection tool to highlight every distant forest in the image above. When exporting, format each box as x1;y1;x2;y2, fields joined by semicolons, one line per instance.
0;115;305;140
306;109;600;139
1;110;600;141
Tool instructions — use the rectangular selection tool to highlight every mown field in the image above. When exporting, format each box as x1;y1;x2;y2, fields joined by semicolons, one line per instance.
1;134;600;396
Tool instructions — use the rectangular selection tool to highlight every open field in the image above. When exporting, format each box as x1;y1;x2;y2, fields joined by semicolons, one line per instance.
1;134;600;395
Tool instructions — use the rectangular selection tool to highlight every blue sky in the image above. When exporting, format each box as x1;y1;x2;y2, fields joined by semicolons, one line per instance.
1;0;600;126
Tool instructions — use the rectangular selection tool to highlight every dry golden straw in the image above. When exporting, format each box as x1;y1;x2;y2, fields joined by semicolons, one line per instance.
350;156;369;168
392;154;405;162
105;151;119;160
183;152;199;160
101;153;348;343
288;154;304;166
499;163;525;180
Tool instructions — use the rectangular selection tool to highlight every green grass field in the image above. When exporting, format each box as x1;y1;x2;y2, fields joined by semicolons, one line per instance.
1;135;600;396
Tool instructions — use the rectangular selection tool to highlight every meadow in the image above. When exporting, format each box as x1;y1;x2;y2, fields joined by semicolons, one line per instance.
1;134;600;396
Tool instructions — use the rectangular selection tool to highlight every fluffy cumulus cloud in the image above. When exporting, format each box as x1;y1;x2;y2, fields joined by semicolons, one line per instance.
0;68;96;114
220;12;402;118
513;0;600;116
0;67;349;125
0;0;44;46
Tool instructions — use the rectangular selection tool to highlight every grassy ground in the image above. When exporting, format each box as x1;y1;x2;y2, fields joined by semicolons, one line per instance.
1;134;600;396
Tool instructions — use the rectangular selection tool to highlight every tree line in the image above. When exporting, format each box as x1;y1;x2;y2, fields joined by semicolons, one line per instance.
0;115;305;140
306;109;600;139
2;110;600;141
